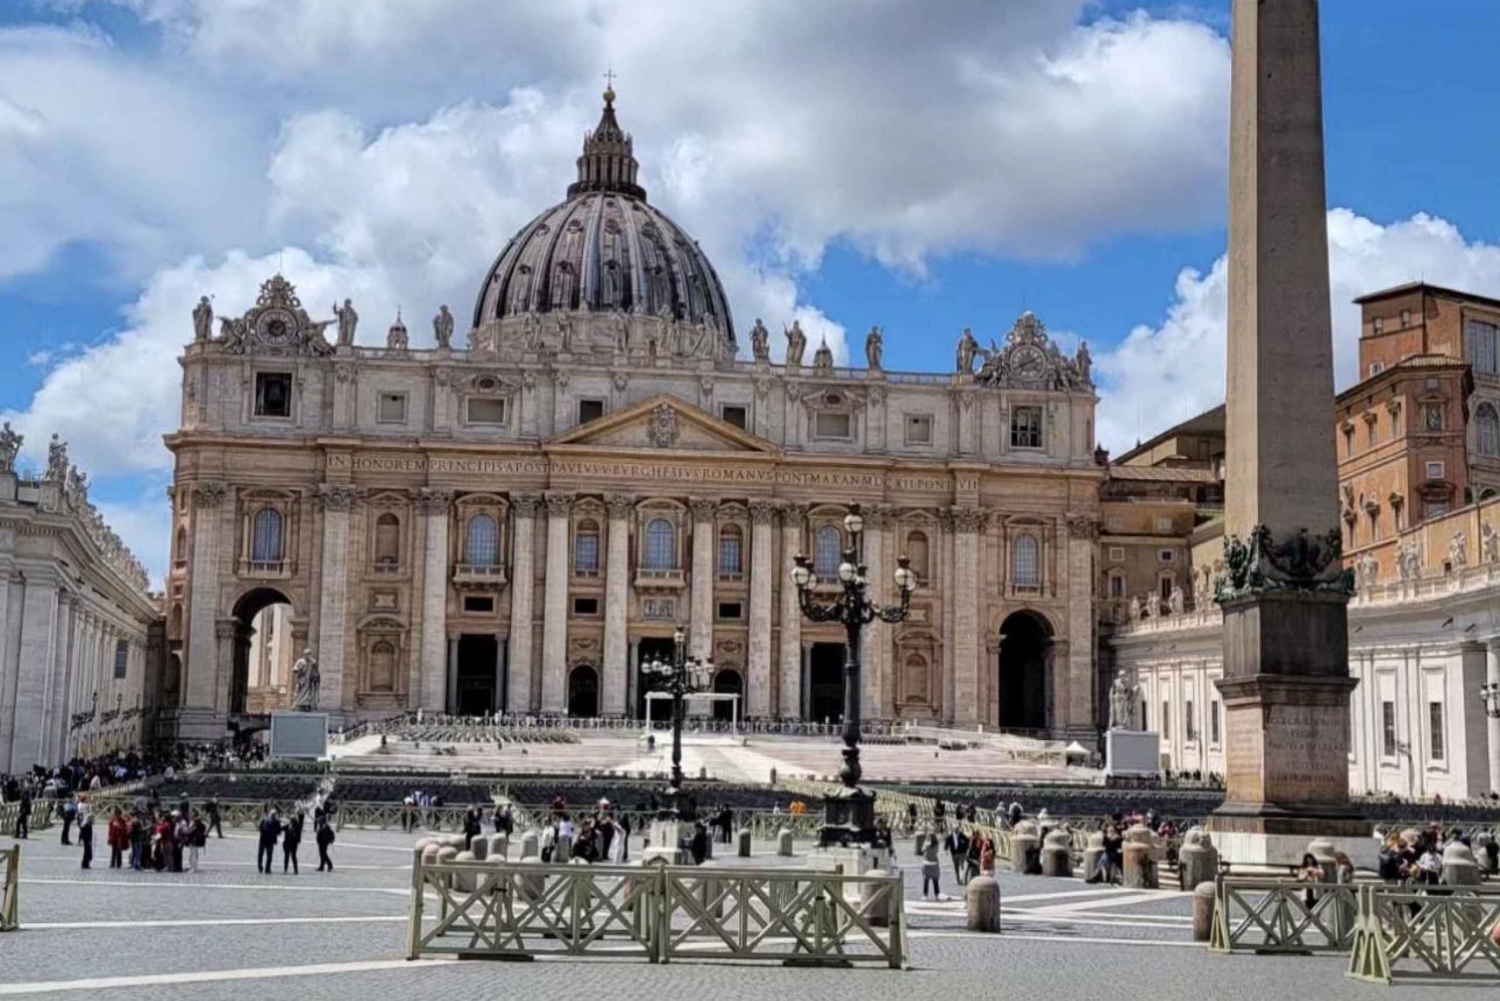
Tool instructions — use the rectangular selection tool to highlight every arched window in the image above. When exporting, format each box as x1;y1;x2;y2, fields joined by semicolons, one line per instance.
465;514;499;567
1012;534;1039;589
644;518;676;570
374;513;400;566
174;526;187;566
904;654;929;702
814;525;844;579
369;641;395;692
575;519;600;576
251;508;283;563
718;525;743;577
1477;403;1500;457
905;531;929;584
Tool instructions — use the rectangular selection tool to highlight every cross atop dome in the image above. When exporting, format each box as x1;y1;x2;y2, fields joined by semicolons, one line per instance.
568;78;645;200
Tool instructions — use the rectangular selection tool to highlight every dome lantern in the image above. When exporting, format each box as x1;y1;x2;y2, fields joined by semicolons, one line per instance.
567;85;645;200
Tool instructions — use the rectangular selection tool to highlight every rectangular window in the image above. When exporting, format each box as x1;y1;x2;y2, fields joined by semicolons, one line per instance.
1468;319;1499;375
1428;702;1445;761
254;372;292;417
720;405;747;430
1158;549;1175;563
572;597;599;616
462;595;494;613
1105;515;1124;532
1425;460;1445;480
1161;700;1170;740
1107;574;1125;599
1108;546;1125;562
113;639;128;680
1210;700;1221;744
1185;699;1195;741
466;397;505;425
905;414;933;445
377;392;407;424
1369;361;1384;377
1009;406;1043;449
717;601;743;620
1155;516;1173;534
1381;701;1397;757
1400;309;1412;329
577;399;605;425
574;531;600;575
1366;420;1377;448
814;411;852;440
1372;317;1384;336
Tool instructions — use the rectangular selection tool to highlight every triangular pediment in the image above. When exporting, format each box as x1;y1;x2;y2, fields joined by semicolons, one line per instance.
546;394;777;453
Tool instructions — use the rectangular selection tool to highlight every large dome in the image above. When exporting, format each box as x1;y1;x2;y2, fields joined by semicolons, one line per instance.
472;88;735;345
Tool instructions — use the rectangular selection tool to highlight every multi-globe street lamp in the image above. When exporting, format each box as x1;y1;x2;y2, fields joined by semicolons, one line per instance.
642;626;714;821
791;503;917;848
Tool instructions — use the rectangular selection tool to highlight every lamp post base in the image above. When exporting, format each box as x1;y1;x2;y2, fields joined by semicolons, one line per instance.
818;785;886;849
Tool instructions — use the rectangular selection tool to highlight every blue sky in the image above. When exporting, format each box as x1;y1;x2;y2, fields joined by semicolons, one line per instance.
3;0;1499;585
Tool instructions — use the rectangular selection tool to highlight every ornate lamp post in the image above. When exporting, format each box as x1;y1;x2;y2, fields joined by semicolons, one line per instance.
791;503;917;847
641;626;714;821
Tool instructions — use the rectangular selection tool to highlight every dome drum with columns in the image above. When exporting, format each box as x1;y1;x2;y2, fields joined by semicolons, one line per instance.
163;86;1103;744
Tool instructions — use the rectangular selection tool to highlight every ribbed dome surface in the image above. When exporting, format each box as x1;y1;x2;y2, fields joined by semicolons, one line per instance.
471;90;734;345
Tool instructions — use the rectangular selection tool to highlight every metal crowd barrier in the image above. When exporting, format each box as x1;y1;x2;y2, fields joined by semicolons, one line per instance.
1208;878;1359;955
0;845;18;932
1347;883;1500;985
407;853;905;968
0;800;53;834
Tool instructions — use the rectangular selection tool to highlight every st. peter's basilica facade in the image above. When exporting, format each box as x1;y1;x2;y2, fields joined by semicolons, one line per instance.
163;90;1102;741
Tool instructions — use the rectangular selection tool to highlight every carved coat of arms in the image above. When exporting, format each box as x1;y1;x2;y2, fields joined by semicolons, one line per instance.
647;404;679;448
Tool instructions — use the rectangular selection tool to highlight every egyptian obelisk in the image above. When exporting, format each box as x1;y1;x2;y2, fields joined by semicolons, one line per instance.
1210;0;1367;864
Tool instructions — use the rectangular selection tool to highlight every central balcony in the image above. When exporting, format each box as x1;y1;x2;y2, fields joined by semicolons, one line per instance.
453;562;508;589
634;567;686;590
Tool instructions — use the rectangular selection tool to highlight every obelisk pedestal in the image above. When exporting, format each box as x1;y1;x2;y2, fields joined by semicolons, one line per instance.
1208;0;1369;868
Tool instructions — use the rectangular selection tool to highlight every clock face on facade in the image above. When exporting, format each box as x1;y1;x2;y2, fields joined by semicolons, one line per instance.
259;309;294;345
1013;345;1047;383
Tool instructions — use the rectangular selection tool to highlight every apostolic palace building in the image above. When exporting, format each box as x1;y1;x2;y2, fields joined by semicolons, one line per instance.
162;90;1104;742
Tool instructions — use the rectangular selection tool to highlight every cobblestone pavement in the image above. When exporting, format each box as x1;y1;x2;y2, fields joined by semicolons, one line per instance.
0;829;1450;999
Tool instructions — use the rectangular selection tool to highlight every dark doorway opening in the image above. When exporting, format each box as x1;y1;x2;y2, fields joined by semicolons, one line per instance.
637;637;676;720
568;665;600;718
456;634;498;715
998;611;1052;733
712;669;743;722
809;643;845;724
231;588;292;718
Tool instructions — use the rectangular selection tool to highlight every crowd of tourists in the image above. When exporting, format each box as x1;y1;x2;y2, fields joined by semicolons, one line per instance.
1375;824;1498;884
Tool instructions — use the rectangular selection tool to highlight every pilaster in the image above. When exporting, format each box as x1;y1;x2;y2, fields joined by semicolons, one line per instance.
185;481;226;715
314;484;362;712
688;497;717;660
11;573;59;770
540;491;573;713
602;494;633;716
747;500;776;718
779;503;807;718
508;494;540;713
417;490;452;711
951;507;983;726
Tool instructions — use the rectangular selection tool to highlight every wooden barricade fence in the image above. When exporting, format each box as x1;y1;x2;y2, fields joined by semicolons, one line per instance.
406;852;905;968
0;845;18;932
1208;877;1359;955
1347;883;1500;985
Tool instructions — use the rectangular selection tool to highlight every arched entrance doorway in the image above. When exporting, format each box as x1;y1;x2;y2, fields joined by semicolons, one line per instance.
997;610;1052;733
568;665;599;718
232;588;294;717
711;668;743;722
808;643;844;724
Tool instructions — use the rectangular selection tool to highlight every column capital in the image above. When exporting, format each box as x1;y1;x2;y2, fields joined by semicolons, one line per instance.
544;491;574;518
511;492;542;518
192;481;228;509
749;499;778;525
315;484;364;512
782;502;809;524
950;506;986;533
862;503;893;529
605;493;636;519
688;496;718;522
214;618;238;641
1066;514;1100;541
412;488;453;515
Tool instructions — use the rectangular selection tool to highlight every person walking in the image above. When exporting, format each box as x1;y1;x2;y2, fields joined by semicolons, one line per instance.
283;812;303;874
257;809;282;874
315;817;336;872
463;805;482;851
60;795;76;845
918;829;943;901
205;796;223;839
107;807;129;869
945;825;969;885
14;787;31;839
188;811;207;873
77;797;94;869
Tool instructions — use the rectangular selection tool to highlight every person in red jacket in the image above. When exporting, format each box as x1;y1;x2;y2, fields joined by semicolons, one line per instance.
106;808;130;869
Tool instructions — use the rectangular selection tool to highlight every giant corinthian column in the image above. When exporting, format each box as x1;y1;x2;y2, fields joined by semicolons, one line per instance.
1210;0;1365;863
